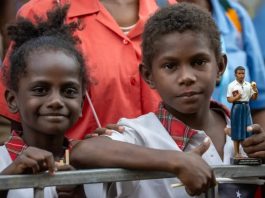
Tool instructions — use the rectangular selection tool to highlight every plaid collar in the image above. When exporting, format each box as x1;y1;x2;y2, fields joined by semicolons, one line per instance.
155;100;230;151
5;130;73;161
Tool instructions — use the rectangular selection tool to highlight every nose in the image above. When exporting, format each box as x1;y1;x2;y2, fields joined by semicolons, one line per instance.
47;91;64;109
177;66;196;86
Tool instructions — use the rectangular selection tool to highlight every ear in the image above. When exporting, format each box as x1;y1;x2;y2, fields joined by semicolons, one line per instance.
5;89;19;114
139;63;156;89
216;54;227;84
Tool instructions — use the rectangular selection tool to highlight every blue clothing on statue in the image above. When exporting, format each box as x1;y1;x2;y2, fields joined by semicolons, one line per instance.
211;0;265;110
231;102;252;141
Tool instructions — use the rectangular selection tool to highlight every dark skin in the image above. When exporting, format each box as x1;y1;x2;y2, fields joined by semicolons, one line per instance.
71;136;215;196
71;31;221;197
141;31;227;159
1;50;86;198
100;0;139;27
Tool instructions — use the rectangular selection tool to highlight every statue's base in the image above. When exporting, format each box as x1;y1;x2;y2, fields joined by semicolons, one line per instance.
230;157;262;166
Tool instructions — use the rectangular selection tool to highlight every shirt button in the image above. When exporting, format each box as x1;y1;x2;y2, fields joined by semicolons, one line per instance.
123;39;129;45
130;77;136;86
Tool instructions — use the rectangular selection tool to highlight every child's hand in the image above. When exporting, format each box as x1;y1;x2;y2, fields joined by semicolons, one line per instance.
1;147;56;175
176;138;216;196
85;124;125;138
241;124;265;158
56;164;86;198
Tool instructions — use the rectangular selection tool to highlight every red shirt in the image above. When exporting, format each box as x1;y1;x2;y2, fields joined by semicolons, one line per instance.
0;0;175;139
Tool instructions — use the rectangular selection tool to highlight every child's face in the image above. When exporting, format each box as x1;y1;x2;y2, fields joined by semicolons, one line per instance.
235;69;245;83
143;31;225;115
8;50;84;136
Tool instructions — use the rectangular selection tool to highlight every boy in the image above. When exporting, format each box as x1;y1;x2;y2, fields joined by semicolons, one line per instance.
71;3;265;198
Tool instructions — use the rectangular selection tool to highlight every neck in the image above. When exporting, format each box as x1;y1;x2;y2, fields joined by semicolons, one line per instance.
100;0;139;27
236;79;244;84
164;102;213;131
21;129;65;159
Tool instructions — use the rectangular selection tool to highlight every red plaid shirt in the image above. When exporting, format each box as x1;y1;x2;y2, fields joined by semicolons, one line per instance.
156;101;230;151
5;130;73;161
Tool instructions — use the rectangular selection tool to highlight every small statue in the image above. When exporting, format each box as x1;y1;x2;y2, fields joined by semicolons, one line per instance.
226;66;260;165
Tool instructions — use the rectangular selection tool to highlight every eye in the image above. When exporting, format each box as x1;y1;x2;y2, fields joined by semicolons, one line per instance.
32;86;48;96
162;62;176;70
192;59;207;67
63;87;79;98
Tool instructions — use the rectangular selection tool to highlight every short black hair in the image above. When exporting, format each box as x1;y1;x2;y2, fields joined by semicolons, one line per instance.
234;66;245;74
142;3;222;69
3;5;88;93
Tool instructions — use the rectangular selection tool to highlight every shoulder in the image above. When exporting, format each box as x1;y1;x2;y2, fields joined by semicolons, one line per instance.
228;80;236;87
210;100;230;118
116;113;180;150
119;113;156;123
118;113;159;127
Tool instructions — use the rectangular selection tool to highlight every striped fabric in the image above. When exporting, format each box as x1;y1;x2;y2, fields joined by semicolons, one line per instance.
5;130;28;161
5;130;72;161
156;103;197;151
155;101;230;151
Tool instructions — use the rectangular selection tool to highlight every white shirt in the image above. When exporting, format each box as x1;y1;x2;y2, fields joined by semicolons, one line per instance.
227;80;254;101
86;113;239;198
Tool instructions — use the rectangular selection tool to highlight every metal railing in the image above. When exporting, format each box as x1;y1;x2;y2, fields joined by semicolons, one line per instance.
1;165;265;198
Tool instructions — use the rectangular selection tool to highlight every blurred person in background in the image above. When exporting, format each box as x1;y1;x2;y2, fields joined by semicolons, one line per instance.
0;0;29;144
253;1;265;63
179;0;265;132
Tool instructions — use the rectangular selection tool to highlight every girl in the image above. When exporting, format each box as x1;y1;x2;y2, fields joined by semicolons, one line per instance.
0;5;87;198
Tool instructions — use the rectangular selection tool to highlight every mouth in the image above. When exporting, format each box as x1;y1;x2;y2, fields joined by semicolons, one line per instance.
177;91;201;97
41;113;67;117
39;113;68;122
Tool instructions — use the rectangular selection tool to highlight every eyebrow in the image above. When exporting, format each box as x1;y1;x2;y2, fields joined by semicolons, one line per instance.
28;80;81;87
160;52;211;61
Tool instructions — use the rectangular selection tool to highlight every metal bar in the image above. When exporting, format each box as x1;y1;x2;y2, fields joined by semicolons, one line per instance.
34;188;44;198
0;165;265;190
203;187;217;198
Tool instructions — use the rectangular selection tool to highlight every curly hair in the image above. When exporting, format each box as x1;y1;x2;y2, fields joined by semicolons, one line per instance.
4;4;88;92
142;3;222;69
234;66;245;74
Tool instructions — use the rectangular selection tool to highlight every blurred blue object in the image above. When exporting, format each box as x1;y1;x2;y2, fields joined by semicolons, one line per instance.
253;2;265;62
